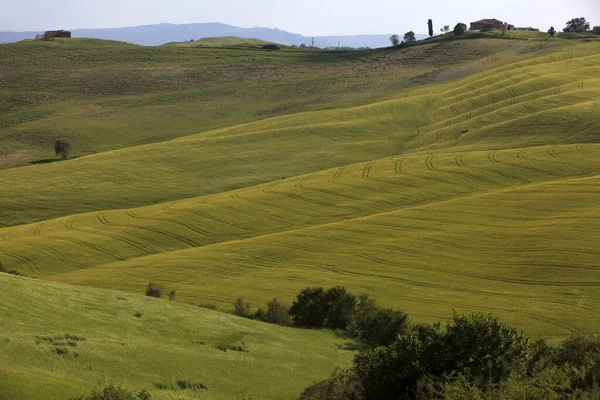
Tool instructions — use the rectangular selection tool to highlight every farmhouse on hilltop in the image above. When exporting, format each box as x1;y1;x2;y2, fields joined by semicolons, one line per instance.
470;19;504;31
43;30;71;40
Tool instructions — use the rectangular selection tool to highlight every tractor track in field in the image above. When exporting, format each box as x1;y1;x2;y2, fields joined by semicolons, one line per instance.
33;223;44;236
547;145;559;157
517;148;529;160
22;241;82;269
47;235;125;261
65;215;154;255
394;158;405;174
455;153;466;167
180;207;250;232
576;144;588;155
327;166;347;183
0;248;40;273
63;214;158;255
120;212;202;246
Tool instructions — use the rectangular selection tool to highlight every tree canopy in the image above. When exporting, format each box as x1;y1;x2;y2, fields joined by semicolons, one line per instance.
564;17;590;32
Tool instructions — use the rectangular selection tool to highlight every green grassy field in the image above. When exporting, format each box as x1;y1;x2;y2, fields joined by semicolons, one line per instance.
1;35;599;398
0;273;353;399
0;36;565;169
165;36;278;47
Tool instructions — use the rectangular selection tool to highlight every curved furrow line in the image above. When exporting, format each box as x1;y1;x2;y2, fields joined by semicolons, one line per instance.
33;223;44;236
522;103;538;113
517;147;529;160
327;166;347;183
47;234;125;261
487;150;499;164
236;194;321;218
479;167;531;185
425;155;437;171
294;174;313;188
21;241;82;269
70;214;160;254
417;237;600;258
123;211;203;245
358;252;600;286
450;105;459;117
97;213;196;249
576;144;588;155
394;157;405;174
181;207;250;232
440;166;501;187
0;248;40;273
467;99;477;111
361;161;375;180
313;180;400;208
547;145;559;157
455;152;466;167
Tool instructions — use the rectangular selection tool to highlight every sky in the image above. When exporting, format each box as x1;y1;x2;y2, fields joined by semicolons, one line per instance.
1;0;598;35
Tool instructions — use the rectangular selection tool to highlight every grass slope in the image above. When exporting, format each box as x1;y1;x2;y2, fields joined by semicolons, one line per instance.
0;37;562;168
1;143;599;338
166;36;278;47
0;273;353;399
0;41;597;227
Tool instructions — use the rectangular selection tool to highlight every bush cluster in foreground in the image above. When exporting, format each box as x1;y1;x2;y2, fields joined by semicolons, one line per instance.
299;312;600;400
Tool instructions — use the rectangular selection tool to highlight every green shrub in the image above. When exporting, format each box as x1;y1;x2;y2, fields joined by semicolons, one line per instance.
145;282;163;298
354;313;529;399
265;298;292;325
54;139;71;160
70;384;150;400
289;286;356;330
298;369;362;400
233;298;251;317
176;380;207;390
347;294;407;347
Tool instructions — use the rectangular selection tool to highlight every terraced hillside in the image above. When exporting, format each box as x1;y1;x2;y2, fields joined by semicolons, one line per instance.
0;274;352;399
0;38;599;343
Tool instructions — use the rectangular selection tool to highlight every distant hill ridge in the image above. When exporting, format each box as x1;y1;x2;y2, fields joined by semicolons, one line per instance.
0;22;427;47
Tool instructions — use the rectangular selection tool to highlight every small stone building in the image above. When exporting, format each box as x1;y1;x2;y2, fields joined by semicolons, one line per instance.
470;19;505;31
43;30;72;40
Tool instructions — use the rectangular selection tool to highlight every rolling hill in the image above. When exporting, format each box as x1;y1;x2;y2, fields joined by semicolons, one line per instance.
0;36;545;169
1;34;599;398
0;22;427;47
0;273;353;399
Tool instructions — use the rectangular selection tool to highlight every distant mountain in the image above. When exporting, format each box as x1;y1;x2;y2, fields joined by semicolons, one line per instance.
0;22;427;48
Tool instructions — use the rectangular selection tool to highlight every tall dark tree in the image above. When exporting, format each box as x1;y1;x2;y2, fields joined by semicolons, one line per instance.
428;19;434;37
548;26;556;37
564;17;590;32
389;34;400;46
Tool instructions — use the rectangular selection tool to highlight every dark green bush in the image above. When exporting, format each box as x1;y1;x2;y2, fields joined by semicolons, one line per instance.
265;298;292;325
70;385;150;400
289;286;356;330
347;294;407;347
176;380;207;390
298;369;362;400
354;313;529;399
145;282;162;298
233;298;251;317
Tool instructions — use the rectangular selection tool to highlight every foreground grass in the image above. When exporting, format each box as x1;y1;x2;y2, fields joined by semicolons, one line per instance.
0;274;353;399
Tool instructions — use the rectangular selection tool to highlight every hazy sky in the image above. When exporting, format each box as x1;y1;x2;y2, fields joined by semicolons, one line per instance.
1;0;598;35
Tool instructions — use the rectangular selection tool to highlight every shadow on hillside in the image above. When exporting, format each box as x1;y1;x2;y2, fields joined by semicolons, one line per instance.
29;158;62;165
